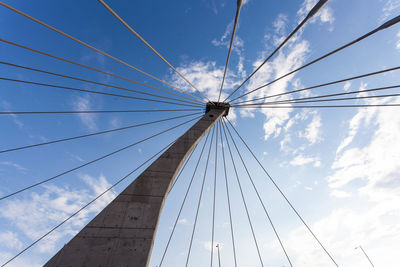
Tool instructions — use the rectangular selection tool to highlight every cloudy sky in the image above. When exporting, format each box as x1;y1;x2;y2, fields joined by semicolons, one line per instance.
1;0;400;266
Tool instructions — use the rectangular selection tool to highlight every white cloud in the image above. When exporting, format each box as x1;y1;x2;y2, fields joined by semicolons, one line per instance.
171;0;333;141
72;95;97;130
397;30;400;51
290;154;320;166
0;231;23;250
299;113;322;145
172;15;247;103
0;161;27;172
272;14;289;46
0;252;41;267
336;83;371;154
168;0;328;150
279;111;322;153
243;0;334;141
169;60;245;105
261;108;291;140
381;0;400;21
170;61;223;99
212;21;245;57
280;134;292;152
330;190;351;198
177;218;188;225
314;160;321;167
297;0;335;26
328;96;400;194
289;96;400;266
273;14;288;35
343;81;351;91
237;10;311;140
0;174;116;253
255;40;310;140
318;6;335;25
286;203;400;266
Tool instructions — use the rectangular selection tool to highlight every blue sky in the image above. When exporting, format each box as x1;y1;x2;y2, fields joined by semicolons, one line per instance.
1;0;400;266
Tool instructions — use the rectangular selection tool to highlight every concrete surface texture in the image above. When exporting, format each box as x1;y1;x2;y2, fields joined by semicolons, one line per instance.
44;108;226;267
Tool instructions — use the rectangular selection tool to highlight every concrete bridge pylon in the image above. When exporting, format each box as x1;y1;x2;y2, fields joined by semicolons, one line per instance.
45;103;229;267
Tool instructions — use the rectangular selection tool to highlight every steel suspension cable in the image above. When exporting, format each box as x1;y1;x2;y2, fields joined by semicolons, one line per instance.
0;116;201;201
185;126;216;267
218;121;238;267
229;14;400;103
0;109;202;115
220;121;264;267
225;118;339;266
231;103;400;109
0;38;203;104
216;244;222;267
234;65;400;105
0;77;203;108
0;136;179;267
98;0;210;103
235;84;400;106
159;130;212;266
0;112;201;154
235;92;400;107
217;0;243;102
0;61;202;106
0;1;205;103
224;0;329;102
210;121;219;267
222;120;293;267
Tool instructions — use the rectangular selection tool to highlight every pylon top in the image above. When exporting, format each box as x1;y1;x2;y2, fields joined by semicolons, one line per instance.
205;102;230;117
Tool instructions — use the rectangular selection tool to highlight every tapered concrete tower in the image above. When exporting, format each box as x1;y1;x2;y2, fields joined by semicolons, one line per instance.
45;103;230;267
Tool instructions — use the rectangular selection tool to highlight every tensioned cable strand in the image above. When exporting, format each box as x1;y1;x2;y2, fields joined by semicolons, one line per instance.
0;38;203;103
216;244;222;267
222;119;293;267
220;121;264;267
239;92;400;106
0;109;202;115
0;2;205;103
0;136;179;267
0;61;202;106
0;112;201;154
229;14;400;103
98;0;210;103
0;77;202;108
225;118;339;266
234;65;400;105
236;84;400;106
217;0;243;102
210;121;219;267
224;0;329;102
159;130;212;266
218;121;238;267
185;126;216;267
231;103;400;109
0;116;201;201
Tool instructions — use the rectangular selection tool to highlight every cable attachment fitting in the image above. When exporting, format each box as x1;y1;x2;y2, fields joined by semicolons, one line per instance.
205;102;230;117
